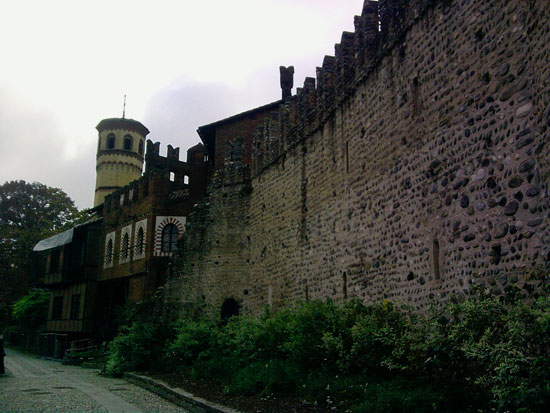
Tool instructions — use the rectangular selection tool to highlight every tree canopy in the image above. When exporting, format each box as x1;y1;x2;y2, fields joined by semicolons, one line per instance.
0;180;86;326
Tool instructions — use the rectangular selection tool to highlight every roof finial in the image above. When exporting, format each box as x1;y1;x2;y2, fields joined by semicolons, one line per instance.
122;94;127;119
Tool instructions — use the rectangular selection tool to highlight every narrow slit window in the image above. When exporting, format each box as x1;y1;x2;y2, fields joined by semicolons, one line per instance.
433;239;441;280
343;272;348;299
170;172;175;182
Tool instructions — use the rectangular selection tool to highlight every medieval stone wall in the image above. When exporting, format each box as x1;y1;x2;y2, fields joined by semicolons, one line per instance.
169;0;549;315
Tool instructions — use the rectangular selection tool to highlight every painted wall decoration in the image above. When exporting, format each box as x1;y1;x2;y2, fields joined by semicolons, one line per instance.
154;216;186;257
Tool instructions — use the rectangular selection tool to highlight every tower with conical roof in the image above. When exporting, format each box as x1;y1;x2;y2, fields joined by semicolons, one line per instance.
93;117;150;206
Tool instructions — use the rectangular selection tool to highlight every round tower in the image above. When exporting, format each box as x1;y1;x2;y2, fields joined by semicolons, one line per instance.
93;117;150;207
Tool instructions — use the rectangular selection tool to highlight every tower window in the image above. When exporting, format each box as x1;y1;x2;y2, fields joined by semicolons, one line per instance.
170;172;175;182
107;133;116;149
184;175;189;185
136;227;145;256
124;134;133;151
138;140;144;155
161;224;179;253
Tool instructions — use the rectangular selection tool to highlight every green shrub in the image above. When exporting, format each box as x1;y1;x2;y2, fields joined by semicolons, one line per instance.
105;284;549;412
167;319;217;367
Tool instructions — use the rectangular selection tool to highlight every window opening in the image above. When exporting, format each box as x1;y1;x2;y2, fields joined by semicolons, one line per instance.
184;175;189;185
121;233;130;260
49;249;60;273
169;172;175;182
345;142;350;173
136;227;144;256
433;239;441;280
343;272;348;299
161;224;179;253
70;294;81;320
107;133;116;149
106;239;113;264
221;298;240;321
52;296;63;319
123;134;133;150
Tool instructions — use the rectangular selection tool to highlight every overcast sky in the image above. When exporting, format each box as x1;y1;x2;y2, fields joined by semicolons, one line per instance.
0;0;365;209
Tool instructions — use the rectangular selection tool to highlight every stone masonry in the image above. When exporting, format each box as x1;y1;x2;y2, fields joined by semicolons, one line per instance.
166;0;549;316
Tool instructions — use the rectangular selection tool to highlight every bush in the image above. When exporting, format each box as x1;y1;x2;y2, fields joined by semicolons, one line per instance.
105;285;549;412
104;298;178;376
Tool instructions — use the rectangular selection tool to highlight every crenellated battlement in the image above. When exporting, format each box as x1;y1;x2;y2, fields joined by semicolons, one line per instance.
103;140;209;214
278;0;448;139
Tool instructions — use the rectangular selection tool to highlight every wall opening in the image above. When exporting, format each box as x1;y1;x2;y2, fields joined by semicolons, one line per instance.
345;142;350;173
70;294;81;320
52;296;63;320
433;239;441;280
161;224;179;253
107;133;115;149
169;172;175;182
49;249;60;273
106;239;113;264
221;298;240;321
136;227;144;256
343;272;348;299
123;135;133;151
121;233;130;260
184;175;190;185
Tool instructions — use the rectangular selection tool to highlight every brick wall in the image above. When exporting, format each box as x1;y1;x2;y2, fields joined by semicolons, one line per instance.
169;0;549;316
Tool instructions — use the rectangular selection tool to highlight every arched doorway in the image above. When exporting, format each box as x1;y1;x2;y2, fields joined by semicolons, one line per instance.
221;298;240;321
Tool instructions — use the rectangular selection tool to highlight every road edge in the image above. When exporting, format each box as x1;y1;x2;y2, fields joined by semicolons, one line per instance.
124;372;242;413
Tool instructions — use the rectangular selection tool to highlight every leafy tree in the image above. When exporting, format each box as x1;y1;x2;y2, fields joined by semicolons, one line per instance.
0;180;81;322
11;289;50;330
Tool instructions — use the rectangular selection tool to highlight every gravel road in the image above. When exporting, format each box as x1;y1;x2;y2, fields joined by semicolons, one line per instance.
0;348;189;413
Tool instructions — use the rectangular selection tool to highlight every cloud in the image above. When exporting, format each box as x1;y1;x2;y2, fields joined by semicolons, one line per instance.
0;1;367;210
0;88;96;209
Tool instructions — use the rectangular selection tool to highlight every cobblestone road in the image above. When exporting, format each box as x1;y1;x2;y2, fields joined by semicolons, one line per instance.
0;348;189;412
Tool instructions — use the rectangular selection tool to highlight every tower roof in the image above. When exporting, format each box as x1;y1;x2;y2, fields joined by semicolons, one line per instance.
96;118;150;136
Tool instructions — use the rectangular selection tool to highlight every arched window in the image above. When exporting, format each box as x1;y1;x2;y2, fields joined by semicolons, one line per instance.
124;134;133;151
107;133;116;149
106;239;113;263
121;233;130;260
138;140;144;155
161;224;179;253
136;227;144;256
